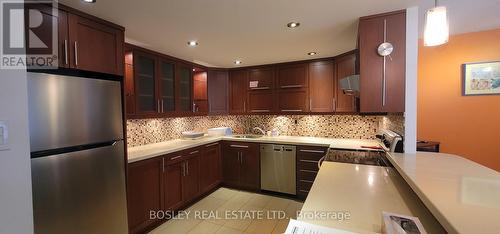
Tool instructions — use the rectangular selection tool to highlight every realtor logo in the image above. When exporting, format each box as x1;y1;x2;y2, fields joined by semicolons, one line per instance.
1;0;58;69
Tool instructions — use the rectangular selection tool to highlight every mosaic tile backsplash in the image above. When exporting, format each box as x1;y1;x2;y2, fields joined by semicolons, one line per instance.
127;114;404;147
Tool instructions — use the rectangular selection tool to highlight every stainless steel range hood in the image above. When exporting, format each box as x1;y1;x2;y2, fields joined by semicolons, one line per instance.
339;75;359;96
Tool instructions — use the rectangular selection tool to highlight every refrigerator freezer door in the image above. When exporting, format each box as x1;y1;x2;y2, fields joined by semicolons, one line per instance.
31;140;128;234
27;72;123;152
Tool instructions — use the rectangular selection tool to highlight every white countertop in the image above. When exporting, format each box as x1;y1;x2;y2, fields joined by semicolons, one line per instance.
299;162;445;234
128;135;380;163
386;152;500;234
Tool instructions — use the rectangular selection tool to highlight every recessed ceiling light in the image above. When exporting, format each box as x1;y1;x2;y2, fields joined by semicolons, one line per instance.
82;0;96;3
307;52;317;56
234;60;242;65
287;22;300;28
187;40;198;47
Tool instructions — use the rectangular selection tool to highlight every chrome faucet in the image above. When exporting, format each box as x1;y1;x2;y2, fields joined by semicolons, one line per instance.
253;127;266;135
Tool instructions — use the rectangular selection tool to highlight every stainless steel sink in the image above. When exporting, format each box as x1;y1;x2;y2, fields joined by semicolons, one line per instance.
232;134;263;139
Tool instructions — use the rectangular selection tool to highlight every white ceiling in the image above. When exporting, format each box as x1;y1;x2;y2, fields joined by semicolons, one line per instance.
60;0;500;68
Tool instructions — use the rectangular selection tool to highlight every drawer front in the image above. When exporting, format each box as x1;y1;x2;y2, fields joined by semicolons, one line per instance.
165;153;184;165
297;180;314;191
297;169;318;181
297;146;328;160
297;160;320;171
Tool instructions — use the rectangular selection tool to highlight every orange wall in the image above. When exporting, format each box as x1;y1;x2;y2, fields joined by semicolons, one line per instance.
418;29;500;171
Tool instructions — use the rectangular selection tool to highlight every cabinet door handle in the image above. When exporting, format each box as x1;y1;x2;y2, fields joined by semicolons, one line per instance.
382;19;387;107
230;144;249;148
157;100;160;113
281;109;303;112
170;155;182;160
182;162;186;176
189;150;199;155
193;102;196;112
250;86;270;90
64;40;68;65
332;98;336;111
299;159;319;163
251;110;270;113
280;85;303;88
299;179;314;183
162;158;165;173
299;169;318;173
299;149;325;154
309;98;312;111
74;41;78;66
206;143;219;147
186;161;189;175
161;99;164;113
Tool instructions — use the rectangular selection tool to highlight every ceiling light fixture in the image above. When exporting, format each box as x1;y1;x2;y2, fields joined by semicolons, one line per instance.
82;0;96;3
187;40;198;47
308;52;317;56
424;0;449;46
234;60;242;65
287;22;300;28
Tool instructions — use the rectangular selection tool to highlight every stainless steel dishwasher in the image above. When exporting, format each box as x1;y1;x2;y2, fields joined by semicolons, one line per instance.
260;144;296;195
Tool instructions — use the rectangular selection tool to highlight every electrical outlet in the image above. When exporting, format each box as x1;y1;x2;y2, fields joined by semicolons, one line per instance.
0;121;9;151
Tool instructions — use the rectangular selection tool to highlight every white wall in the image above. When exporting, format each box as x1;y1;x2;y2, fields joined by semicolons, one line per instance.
0;67;34;233
404;6;419;153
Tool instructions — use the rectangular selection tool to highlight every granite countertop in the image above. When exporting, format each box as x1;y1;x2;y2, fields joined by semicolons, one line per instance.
127;135;381;163
298;162;446;234
386;152;500;234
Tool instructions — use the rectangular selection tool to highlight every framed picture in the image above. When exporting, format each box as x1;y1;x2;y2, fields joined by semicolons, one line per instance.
462;61;500;96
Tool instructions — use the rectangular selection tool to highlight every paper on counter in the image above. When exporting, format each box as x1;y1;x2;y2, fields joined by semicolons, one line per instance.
285;219;356;234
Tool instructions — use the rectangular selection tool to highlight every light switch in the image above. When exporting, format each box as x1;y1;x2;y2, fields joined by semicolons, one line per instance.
0;121;8;151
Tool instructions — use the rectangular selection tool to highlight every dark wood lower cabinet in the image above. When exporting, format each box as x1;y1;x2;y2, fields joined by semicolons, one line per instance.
221;141;260;191
200;143;222;193
127;158;164;234
182;149;201;202
164;162;183;211
296;145;328;200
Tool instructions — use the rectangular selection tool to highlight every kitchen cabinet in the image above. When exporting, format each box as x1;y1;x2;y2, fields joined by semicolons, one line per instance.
193;69;208;113
221;141;260;191
207;70;229;114
164;161;183;210
335;53;357;112
67;13;124;75
134;51;158;115
247;67;275;113
181;149;201;202
277;63;309;113
26;5;124;75
176;63;193;113
296;146;328;200
229;70;248;114
124;48;135;116
359;10;406;113
127;157;164;234
159;59;176;113
199;143;222;193
309;61;335;112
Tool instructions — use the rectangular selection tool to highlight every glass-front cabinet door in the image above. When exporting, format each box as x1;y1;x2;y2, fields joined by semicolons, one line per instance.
134;53;158;114
159;60;175;113
177;64;193;112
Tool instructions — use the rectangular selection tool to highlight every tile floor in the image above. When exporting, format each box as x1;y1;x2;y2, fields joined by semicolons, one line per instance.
149;188;303;234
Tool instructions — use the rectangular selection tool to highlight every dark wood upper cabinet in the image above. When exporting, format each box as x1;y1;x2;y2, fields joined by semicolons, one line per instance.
278;63;309;89
248;67;275;90
335;53;357;112
124;49;135;116
207;70;229;114
248;91;275;113
309;61;335;112
176;63;193;113
68;13;124;75
193;70;208;113
127;158;163;234
134;52;158;115
359;10;406;113
159;59;176;113
229;70;248;113
278;90;309;113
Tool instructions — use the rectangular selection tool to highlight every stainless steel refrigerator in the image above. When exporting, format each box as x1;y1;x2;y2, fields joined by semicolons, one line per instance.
27;71;128;234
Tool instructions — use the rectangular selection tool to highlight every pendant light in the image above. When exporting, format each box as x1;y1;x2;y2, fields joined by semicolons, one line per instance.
424;0;449;46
